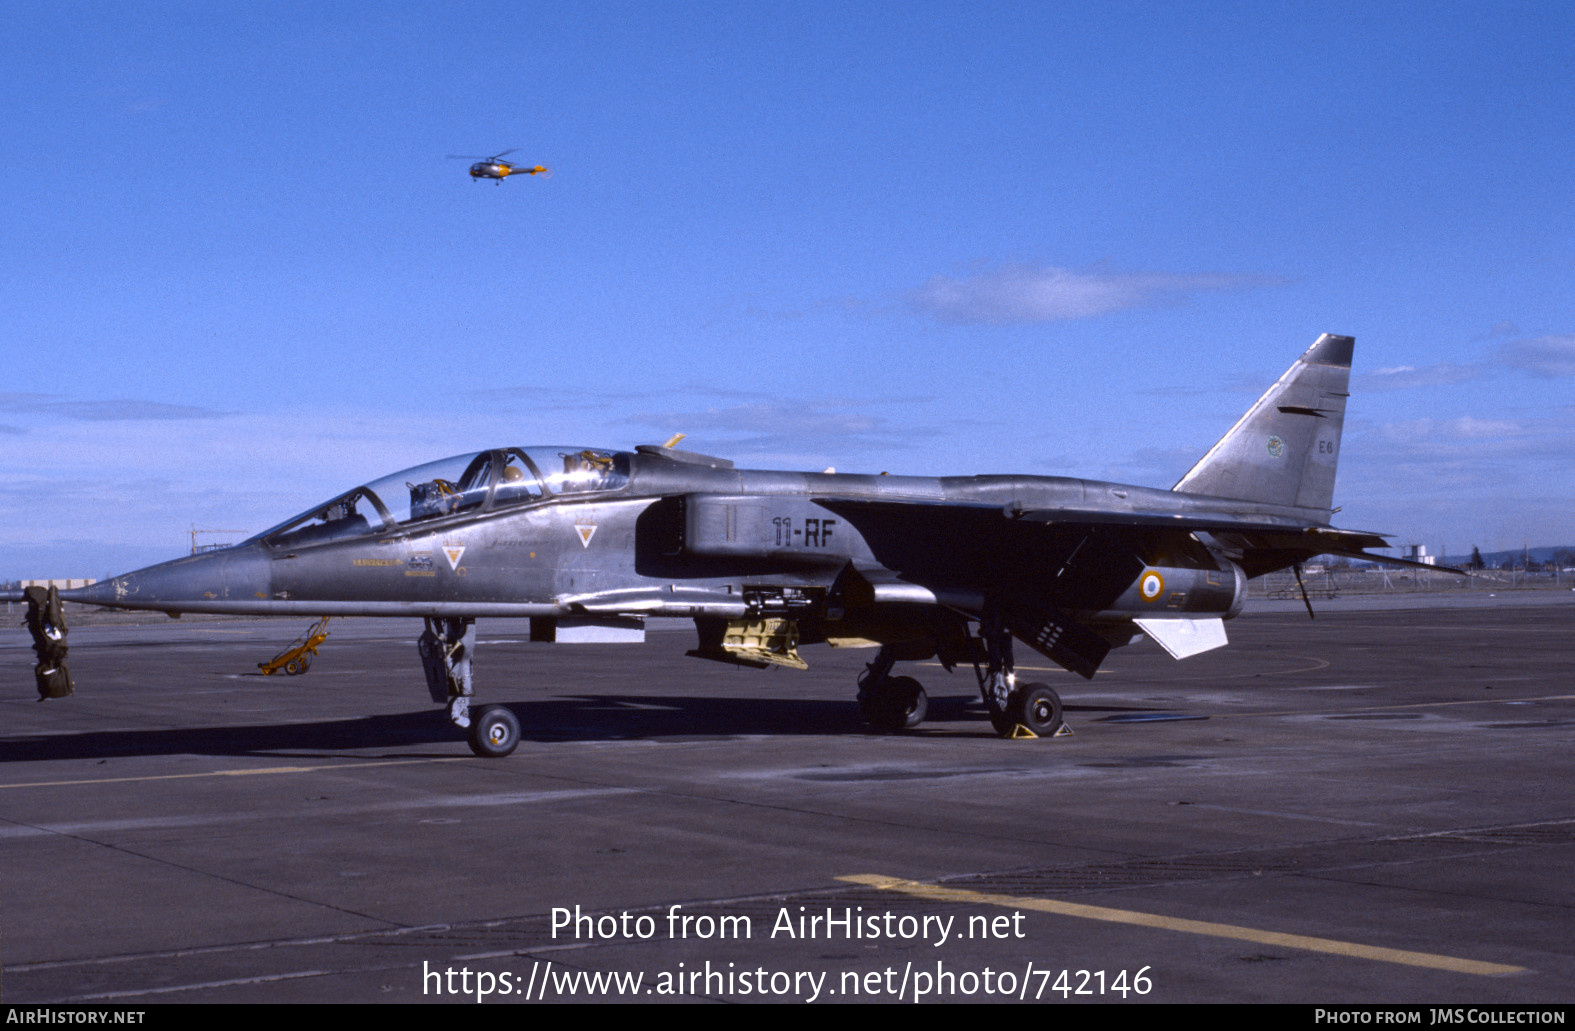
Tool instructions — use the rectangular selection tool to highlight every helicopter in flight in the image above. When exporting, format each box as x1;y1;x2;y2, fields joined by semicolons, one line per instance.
448;148;549;183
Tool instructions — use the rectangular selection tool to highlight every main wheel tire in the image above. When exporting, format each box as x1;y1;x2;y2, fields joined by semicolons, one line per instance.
468;705;521;758
284;658;304;676
865;676;928;733
1013;682;1064;737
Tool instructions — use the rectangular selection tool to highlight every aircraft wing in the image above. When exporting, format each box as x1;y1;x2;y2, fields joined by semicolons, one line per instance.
820;495;1335;544
1008;507;1463;572
989;509;1461;572
815;497;1460;575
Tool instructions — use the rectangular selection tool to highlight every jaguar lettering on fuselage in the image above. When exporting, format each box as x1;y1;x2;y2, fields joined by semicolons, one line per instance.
14;334;1448;757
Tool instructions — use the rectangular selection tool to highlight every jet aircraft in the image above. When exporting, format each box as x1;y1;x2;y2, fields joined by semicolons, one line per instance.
14;334;1436;758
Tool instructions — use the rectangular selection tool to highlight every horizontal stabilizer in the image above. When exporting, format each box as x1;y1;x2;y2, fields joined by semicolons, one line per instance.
1134;617;1228;659
1213;527;1467;575
1339;551;1465;574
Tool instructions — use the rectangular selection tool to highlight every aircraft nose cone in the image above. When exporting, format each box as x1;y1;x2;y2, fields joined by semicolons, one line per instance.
58;579;124;607
61;545;273;613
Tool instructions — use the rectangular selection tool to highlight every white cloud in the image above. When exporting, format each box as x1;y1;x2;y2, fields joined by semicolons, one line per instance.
1359;363;1484;391
0;393;227;421
1499;334;1575;378
1378;416;1523;443
910;264;1282;324
1333;409;1575;553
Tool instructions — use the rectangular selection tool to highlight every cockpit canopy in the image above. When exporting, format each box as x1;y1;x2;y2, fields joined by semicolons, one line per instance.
252;447;629;549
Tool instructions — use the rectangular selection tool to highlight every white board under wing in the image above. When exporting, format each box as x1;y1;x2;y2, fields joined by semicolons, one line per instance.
531;616;646;643
1133;617;1228;660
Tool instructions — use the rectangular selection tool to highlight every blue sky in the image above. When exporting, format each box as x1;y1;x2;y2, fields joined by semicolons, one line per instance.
4;1;1572;577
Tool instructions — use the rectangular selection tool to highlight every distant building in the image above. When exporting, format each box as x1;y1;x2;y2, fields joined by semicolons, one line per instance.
21;578;98;590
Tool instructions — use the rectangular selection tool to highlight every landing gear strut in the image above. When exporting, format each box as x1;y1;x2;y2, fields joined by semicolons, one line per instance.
857;646;928;732
418;616;519;757
22;586;73;700
974;613;1063;738
977;612;1017;735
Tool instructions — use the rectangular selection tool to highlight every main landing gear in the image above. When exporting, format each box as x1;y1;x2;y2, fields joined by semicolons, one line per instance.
976;613;1064;738
857;648;929;733
419;616;521;758
853;616;1065;739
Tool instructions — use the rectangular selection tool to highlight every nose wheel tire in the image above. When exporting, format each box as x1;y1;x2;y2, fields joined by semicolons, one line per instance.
468;705;521;757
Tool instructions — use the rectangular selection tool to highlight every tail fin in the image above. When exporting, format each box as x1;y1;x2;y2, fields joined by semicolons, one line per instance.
1172;333;1353;512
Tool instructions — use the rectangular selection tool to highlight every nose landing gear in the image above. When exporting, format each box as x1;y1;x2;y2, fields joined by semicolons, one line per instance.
23;585;73;700
468;705;521;758
419;616;522;758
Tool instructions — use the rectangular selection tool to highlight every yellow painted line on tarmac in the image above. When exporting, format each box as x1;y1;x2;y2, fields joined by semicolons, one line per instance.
838;874;1525;976
0;757;471;791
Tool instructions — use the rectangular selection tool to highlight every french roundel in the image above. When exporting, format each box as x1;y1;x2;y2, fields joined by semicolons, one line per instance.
1139;570;1165;602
